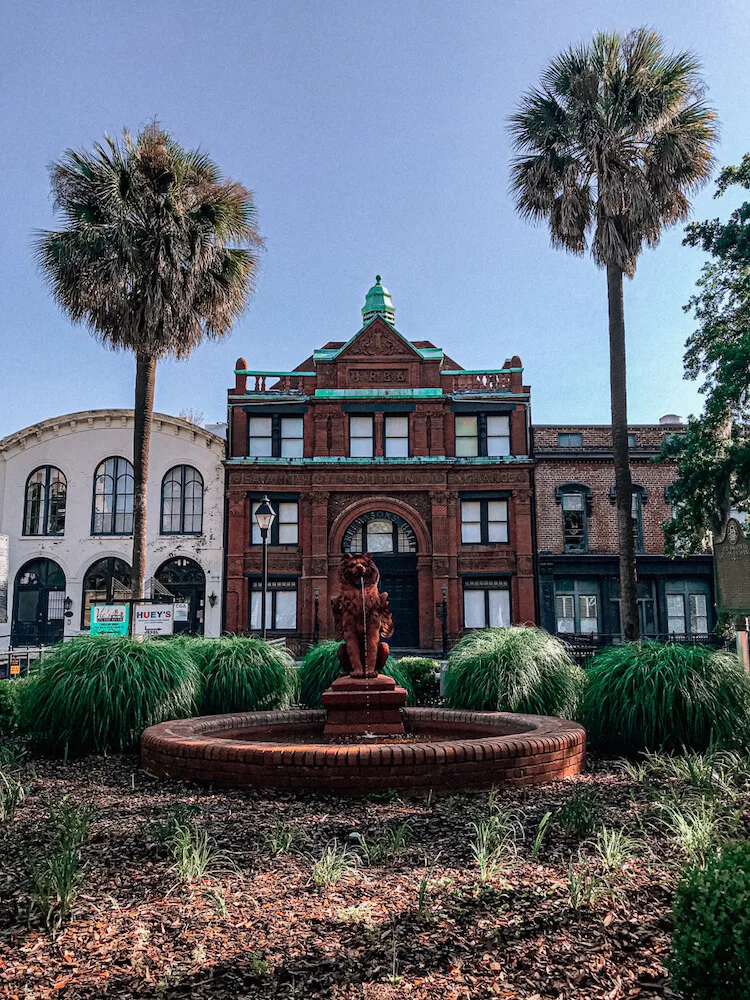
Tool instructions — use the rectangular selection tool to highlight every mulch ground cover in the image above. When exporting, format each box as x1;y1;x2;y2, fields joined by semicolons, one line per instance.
0;751;724;999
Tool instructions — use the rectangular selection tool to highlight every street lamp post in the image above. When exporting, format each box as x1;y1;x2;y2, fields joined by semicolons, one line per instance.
254;496;276;640
313;586;320;643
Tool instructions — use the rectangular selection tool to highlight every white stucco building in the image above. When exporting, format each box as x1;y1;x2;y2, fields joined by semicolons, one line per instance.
0;410;225;648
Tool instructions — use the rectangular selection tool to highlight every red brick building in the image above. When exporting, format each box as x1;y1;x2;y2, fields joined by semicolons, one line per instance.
224;278;535;650
533;420;715;641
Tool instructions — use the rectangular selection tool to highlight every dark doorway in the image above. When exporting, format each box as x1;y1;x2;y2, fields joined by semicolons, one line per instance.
155;557;206;635
377;554;419;648
11;558;66;647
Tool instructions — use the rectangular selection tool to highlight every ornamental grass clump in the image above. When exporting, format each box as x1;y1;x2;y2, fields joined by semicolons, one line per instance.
189;636;297;714
22;634;199;753
443;627;582;716
298;641;415;708
581;642;750;753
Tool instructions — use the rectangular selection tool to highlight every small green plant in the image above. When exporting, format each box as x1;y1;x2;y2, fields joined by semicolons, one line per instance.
557;787;601;840
659;798;730;864
22;634;199;752
566;863;610;910
417;852;441;920
30;798;94;929
298;641;414;708
265;821;307;855
617;758;648;783
356;820;412;864
669;841;750;999
0;680;21;738
311;840;360;888
150;803;201;843
531;812;552;858
170;820;231;882
558;789;595;837
594;828;638;871
248;952;272;977
470;811;522;882
188;635;297;714
0;770;26;822
581;642;750;752
444;626;583;715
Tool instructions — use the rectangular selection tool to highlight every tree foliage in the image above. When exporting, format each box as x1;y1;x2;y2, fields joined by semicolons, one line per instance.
660;156;750;553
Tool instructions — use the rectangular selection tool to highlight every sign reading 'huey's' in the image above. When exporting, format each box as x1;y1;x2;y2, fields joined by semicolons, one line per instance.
133;604;174;636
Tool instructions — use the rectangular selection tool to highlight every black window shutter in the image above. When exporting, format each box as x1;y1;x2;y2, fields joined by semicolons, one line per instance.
272;416;282;457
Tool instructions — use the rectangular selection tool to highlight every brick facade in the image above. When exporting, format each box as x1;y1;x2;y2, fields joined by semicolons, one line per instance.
533;424;715;640
224;284;536;651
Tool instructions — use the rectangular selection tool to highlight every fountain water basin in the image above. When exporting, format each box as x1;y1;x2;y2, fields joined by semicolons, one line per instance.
141;704;585;795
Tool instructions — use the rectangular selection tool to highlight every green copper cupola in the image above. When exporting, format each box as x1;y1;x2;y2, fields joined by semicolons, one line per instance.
361;275;395;326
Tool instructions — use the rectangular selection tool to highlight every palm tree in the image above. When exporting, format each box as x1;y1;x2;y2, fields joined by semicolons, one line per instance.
509;29;717;639
35;124;262;600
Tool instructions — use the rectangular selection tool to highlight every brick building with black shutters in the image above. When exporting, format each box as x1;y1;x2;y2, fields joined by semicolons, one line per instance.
533;418;715;644
224;278;535;650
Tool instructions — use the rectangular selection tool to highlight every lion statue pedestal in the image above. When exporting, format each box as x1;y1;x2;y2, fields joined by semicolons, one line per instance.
323;552;407;737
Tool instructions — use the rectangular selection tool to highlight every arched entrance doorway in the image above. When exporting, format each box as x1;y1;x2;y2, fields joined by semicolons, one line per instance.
342;511;419;648
154;557;206;635
81;558;132;629
11;558;66;647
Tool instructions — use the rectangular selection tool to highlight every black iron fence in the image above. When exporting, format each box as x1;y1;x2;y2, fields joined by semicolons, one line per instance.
558;632;726;667
0;647;48;680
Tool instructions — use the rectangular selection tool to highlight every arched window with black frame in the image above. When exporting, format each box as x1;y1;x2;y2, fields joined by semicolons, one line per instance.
23;466;67;536
92;457;134;535
555;483;592;553
161;465;204;535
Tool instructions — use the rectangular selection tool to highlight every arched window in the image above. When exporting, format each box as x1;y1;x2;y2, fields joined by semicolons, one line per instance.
92;457;134;535
23;466;67;536
343;511;418;554
81;557;132;627
161;466;204;534
555;483;593;553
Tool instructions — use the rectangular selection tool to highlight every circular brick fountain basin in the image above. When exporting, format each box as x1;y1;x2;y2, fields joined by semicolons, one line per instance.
141;708;585;795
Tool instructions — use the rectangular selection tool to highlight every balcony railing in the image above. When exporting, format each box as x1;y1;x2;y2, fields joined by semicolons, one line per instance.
558;632;725;665
441;368;521;393
236;370;317;394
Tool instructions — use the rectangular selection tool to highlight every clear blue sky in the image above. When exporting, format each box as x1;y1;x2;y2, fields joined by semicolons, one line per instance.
1;0;748;436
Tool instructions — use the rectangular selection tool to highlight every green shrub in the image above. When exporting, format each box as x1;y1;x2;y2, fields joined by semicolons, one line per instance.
0;680;20;738
298;641;415;708
669;841;750;999
22;634;199;753
443;627;582;716
396;657;440;705
581;642;750;753
188;636;297;714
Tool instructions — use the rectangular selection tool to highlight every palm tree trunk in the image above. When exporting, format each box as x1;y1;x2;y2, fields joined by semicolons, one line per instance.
607;264;639;641
131;354;157;601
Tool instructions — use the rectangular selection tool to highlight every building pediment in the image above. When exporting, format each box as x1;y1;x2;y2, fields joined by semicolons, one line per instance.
335;317;422;361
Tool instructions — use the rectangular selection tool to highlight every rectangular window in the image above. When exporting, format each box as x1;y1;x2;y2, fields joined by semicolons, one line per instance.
690;593;709;634
349;415;374;457
460;498;509;544
463;582;511;629
251;499;299;545
628;433;637;448
249;580;298;631
384;415;409;457
455;415;478;456
667;593;686;634
248;416;273;457
486;415;510;457
631;490;644;552
556;594;575;633
557;432;583;447
280;416;304;458
578;595;598;634
248;414;305;458
561;493;586;552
